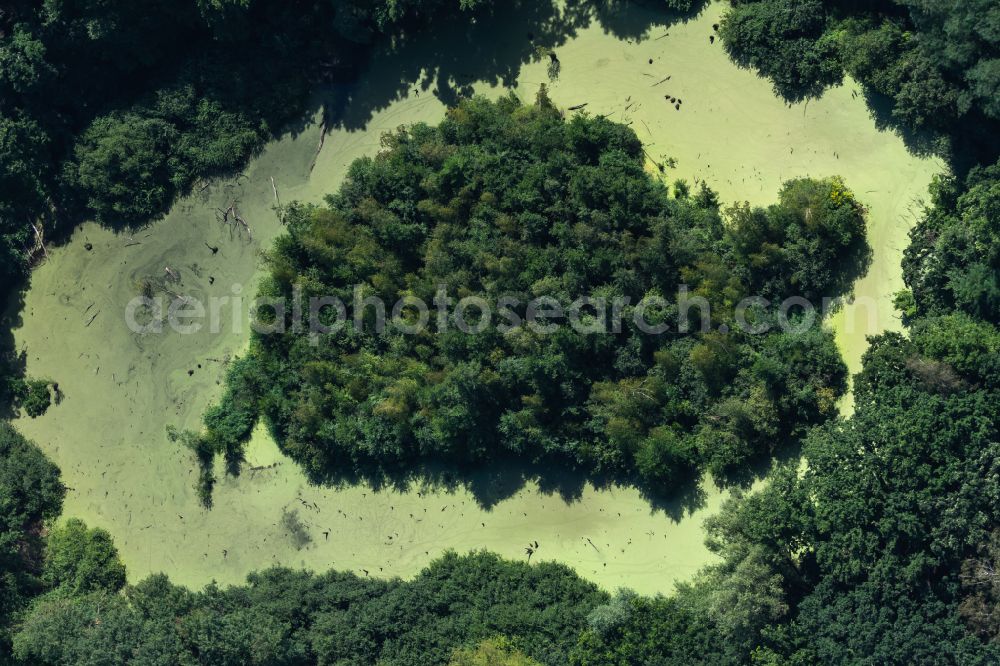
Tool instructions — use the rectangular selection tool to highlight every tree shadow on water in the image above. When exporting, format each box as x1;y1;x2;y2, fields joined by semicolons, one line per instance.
860;87;946;161
861;86;1000;176
280;442;711;524
313;0;708;134
589;0;709;41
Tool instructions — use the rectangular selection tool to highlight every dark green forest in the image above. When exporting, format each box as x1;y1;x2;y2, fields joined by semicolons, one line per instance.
193;91;865;505
2;0;1000;664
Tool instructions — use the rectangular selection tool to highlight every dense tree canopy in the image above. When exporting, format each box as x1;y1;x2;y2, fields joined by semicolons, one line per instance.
194;92;866;504
0;423;64;657
719;0;843;100
13;552;604;666
41;518;126;598
0;113;49;287
901;159;1000;325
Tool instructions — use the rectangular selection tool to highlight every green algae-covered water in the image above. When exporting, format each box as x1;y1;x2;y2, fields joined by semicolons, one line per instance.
11;1;940;594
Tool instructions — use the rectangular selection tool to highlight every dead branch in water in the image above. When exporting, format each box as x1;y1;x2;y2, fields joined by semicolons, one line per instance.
29;222;48;260
216;201;253;241
271;176;284;224
310;112;328;173
642;148;665;173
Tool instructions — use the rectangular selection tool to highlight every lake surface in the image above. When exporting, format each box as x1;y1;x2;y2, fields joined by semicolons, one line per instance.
11;1;940;593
